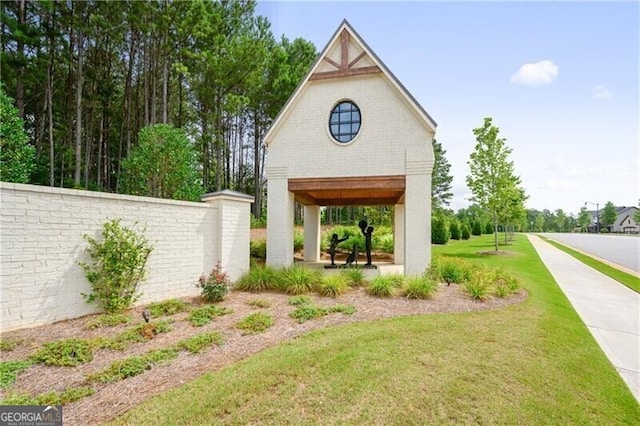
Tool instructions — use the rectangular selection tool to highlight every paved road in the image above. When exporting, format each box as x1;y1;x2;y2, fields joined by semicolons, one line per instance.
543;233;640;273
528;235;640;403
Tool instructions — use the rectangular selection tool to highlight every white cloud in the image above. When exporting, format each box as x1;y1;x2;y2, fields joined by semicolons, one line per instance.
510;60;559;86
592;85;613;99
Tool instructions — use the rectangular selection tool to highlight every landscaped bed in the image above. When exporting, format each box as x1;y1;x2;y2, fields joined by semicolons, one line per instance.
1;261;525;425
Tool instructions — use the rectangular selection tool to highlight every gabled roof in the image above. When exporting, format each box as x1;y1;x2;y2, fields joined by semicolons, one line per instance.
264;19;437;146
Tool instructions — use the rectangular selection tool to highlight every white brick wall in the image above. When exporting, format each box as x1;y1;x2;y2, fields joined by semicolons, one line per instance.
0;183;252;332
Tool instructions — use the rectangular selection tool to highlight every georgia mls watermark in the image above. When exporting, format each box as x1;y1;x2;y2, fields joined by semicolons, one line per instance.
0;405;62;426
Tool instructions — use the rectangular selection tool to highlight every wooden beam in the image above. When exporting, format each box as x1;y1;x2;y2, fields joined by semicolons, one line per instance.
288;175;405;192
341;30;349;68
309;66;382;81
322;56;343;70
348;51;367;69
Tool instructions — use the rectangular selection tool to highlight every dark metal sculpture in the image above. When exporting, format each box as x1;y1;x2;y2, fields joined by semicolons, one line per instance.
326;233;348;268
359;220;375;268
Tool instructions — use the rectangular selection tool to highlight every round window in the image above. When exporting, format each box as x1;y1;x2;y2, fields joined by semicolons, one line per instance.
329;101;361;143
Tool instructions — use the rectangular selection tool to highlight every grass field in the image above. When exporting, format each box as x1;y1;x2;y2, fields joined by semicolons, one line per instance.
540;236;640;294
113;234;639;424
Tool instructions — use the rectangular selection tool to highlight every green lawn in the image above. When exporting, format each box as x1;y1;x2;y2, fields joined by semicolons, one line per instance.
540;235;640;294
113;234;639;425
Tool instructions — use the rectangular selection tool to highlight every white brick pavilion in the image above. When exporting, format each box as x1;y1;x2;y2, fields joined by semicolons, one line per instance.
264;20;437;275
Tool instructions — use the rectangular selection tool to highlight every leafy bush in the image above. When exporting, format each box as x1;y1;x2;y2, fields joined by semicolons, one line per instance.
235;264;280;292
375;233;395;253
323;225;365;252
327;304;357;315
187;305;233;327
431;215;450;244
30;338;93;367
403;275;438;299
91;320;173;350
317;274;350;297
449;220;461;240
0;360;35;388
279;265;322;295
491;268;520;297
197;262;230;302
85;313;132;329
79;219;152;313
471;220;483;236
174;332;224;353
439;258;470;285
147;299;189;318
461;223;471;240
340;268;366;287
289;305;328;323
250;239;267;259
0;85;35;183
87;348;179;383
235;312;275;335
366;275;402;298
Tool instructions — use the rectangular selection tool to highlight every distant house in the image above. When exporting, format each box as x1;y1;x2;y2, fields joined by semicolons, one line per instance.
587;206;639;233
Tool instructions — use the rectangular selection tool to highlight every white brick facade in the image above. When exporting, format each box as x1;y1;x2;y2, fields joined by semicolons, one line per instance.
0;183;252;331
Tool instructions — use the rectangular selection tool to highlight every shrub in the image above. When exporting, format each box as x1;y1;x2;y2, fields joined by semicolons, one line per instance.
85;313;132;329
174;332;223;353
323;225;365;252
403;275;438;299
431;215;450;244
289;305;328;323
491;268;520;297
279;265;322;295
0;360;35;389
288;295;312;306
87;348;179;383
485;222;494;234
327;304;357;315
79;219;152;313
235;312;275;335
464;269;491;300
366;275;401;297
449;219;461;240
196;262;230;302
471;220;483;236
187;305;233;327
461;223;471;240
317;274;350;297
439;258;469;285
30;338;93;367
340;268;366;287
235;264;279;292
147;299;189;318
250;239;267;259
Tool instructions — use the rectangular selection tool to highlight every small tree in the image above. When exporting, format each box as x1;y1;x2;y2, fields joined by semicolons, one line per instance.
0;85;34;183
449;219;461;240
121;124;203;201
80;219;153;313
601;201;617;231
461;223;471;240
472;220;483;236
431;138;454;212
577;206;591;232
431;215;450;245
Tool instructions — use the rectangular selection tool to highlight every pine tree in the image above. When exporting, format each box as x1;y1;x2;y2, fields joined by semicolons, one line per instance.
431;138;453;212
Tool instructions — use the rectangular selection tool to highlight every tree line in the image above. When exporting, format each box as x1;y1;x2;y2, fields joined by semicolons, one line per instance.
1;0;317;218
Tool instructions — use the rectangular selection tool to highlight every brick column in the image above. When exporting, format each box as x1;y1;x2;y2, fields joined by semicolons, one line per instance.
394;203;405;265
266;169;295;268
201;190;254;282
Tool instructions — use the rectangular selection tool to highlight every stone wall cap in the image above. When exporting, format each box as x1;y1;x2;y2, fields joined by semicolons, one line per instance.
201;189;255;203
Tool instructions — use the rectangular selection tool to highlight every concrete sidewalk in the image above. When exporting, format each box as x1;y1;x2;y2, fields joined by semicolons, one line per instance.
527;234;640;402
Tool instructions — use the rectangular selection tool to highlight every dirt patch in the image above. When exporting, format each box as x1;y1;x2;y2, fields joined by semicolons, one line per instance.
1;285;527;425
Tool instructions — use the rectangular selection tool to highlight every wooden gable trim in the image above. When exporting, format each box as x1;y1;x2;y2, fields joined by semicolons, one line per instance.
309;65;382;81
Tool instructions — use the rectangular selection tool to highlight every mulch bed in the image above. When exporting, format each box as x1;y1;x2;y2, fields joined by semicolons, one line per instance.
1;284;527;425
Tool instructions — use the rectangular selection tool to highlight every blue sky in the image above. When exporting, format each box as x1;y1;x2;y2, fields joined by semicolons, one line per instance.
256;1;639;216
